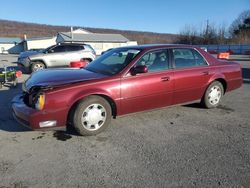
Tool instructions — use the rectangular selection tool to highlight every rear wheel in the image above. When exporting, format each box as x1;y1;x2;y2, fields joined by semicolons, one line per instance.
31;61;45;72
81;58;91;65
202;81;224;108
73;96;112;136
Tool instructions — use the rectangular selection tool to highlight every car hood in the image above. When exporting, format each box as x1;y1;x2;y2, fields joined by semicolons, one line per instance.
19;51;41;59
24;68;108;92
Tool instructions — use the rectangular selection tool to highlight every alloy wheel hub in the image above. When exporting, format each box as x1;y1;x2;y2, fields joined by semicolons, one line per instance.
34;64;44;71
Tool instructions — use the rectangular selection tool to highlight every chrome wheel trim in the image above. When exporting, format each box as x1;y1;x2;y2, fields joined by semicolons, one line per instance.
208;85;222;105
81;103;107;131
33;63;44;71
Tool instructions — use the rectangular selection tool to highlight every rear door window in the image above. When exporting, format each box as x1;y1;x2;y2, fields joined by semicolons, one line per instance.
66;45;82;52
172;48;207;68
51;45;67;53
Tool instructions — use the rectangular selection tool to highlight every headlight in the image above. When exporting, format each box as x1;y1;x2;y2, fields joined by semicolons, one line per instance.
24;57;30;63
35;93;45;110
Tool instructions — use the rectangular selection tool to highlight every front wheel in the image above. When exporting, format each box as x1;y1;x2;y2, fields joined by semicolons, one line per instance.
73;96;112;136
31;61;45;72
202;81;224;108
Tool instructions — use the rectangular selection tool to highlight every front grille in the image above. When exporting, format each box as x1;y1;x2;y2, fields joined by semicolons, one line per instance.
22;85;49;109
23;91;40;108
23;92;35;107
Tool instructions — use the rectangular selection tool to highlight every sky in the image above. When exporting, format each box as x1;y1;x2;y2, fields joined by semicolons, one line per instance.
0;0;249;34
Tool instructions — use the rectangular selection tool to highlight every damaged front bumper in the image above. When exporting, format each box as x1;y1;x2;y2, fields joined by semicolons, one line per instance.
12;94;66;131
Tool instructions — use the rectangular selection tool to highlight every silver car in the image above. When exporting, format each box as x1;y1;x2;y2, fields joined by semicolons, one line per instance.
18;43;96;73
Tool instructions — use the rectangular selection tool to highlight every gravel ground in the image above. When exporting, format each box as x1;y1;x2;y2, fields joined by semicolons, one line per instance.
0;54;249;187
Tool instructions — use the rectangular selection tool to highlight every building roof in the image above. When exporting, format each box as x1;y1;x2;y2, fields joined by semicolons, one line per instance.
0;37;22;44
58;32;129;43
72;28;92;34
26;36;56;41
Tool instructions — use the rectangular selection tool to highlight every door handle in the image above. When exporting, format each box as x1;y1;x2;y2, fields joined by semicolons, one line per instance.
161;76;170;81
202;71;209;75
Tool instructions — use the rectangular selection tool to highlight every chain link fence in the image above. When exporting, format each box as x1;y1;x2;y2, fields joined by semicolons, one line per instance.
198;44;250;54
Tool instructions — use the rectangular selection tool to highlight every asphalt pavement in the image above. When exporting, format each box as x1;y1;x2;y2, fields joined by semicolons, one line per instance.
0;54;249;187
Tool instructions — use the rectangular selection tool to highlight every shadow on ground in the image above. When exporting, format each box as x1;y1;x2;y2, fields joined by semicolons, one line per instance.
183;103;202;109
0;82;80;137
0;83;29;132
53;126;80;141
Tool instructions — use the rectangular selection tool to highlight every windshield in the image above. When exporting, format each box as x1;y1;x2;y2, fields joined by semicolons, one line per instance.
85;48;141;75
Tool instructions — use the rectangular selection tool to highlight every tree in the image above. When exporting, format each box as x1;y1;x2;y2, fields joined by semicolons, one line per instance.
202;20;218;44
176;21;228;45
177;24;202;45
229;10;250;44
217;23;228;44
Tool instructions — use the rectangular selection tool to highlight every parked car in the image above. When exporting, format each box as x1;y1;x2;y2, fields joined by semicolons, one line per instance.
1;50;9;54
17;43;96;73
12;44;242;136
17;48;45;63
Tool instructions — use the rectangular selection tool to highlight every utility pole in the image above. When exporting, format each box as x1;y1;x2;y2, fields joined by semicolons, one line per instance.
205;19;209;44
205;19;209;36
71;27;74;43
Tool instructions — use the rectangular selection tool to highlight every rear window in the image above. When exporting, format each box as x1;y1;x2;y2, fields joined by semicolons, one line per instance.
84;44;95;51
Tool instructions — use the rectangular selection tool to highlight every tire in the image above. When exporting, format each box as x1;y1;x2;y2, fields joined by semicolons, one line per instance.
202;81;224;108
73;96;112;136
81;59;91;65
31;61;45;72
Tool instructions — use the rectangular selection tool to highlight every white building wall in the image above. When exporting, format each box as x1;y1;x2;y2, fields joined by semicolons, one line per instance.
0;43;15;53
27;37;56;50
126;41;138;46
85;41;138;55
85;42;124;55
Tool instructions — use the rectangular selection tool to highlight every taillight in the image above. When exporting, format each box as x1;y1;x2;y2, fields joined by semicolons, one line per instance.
15;71;22;78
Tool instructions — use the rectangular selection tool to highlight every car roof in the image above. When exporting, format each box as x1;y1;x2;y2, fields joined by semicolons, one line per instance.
118;44;197;50
58;43;86;46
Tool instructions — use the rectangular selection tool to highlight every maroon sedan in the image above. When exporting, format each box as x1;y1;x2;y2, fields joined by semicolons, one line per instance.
12;45;242;136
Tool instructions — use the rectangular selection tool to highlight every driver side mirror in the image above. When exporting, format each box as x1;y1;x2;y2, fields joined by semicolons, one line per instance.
130;65;148;75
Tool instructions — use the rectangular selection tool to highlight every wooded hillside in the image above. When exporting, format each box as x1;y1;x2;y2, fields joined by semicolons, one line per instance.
0;19;178;44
